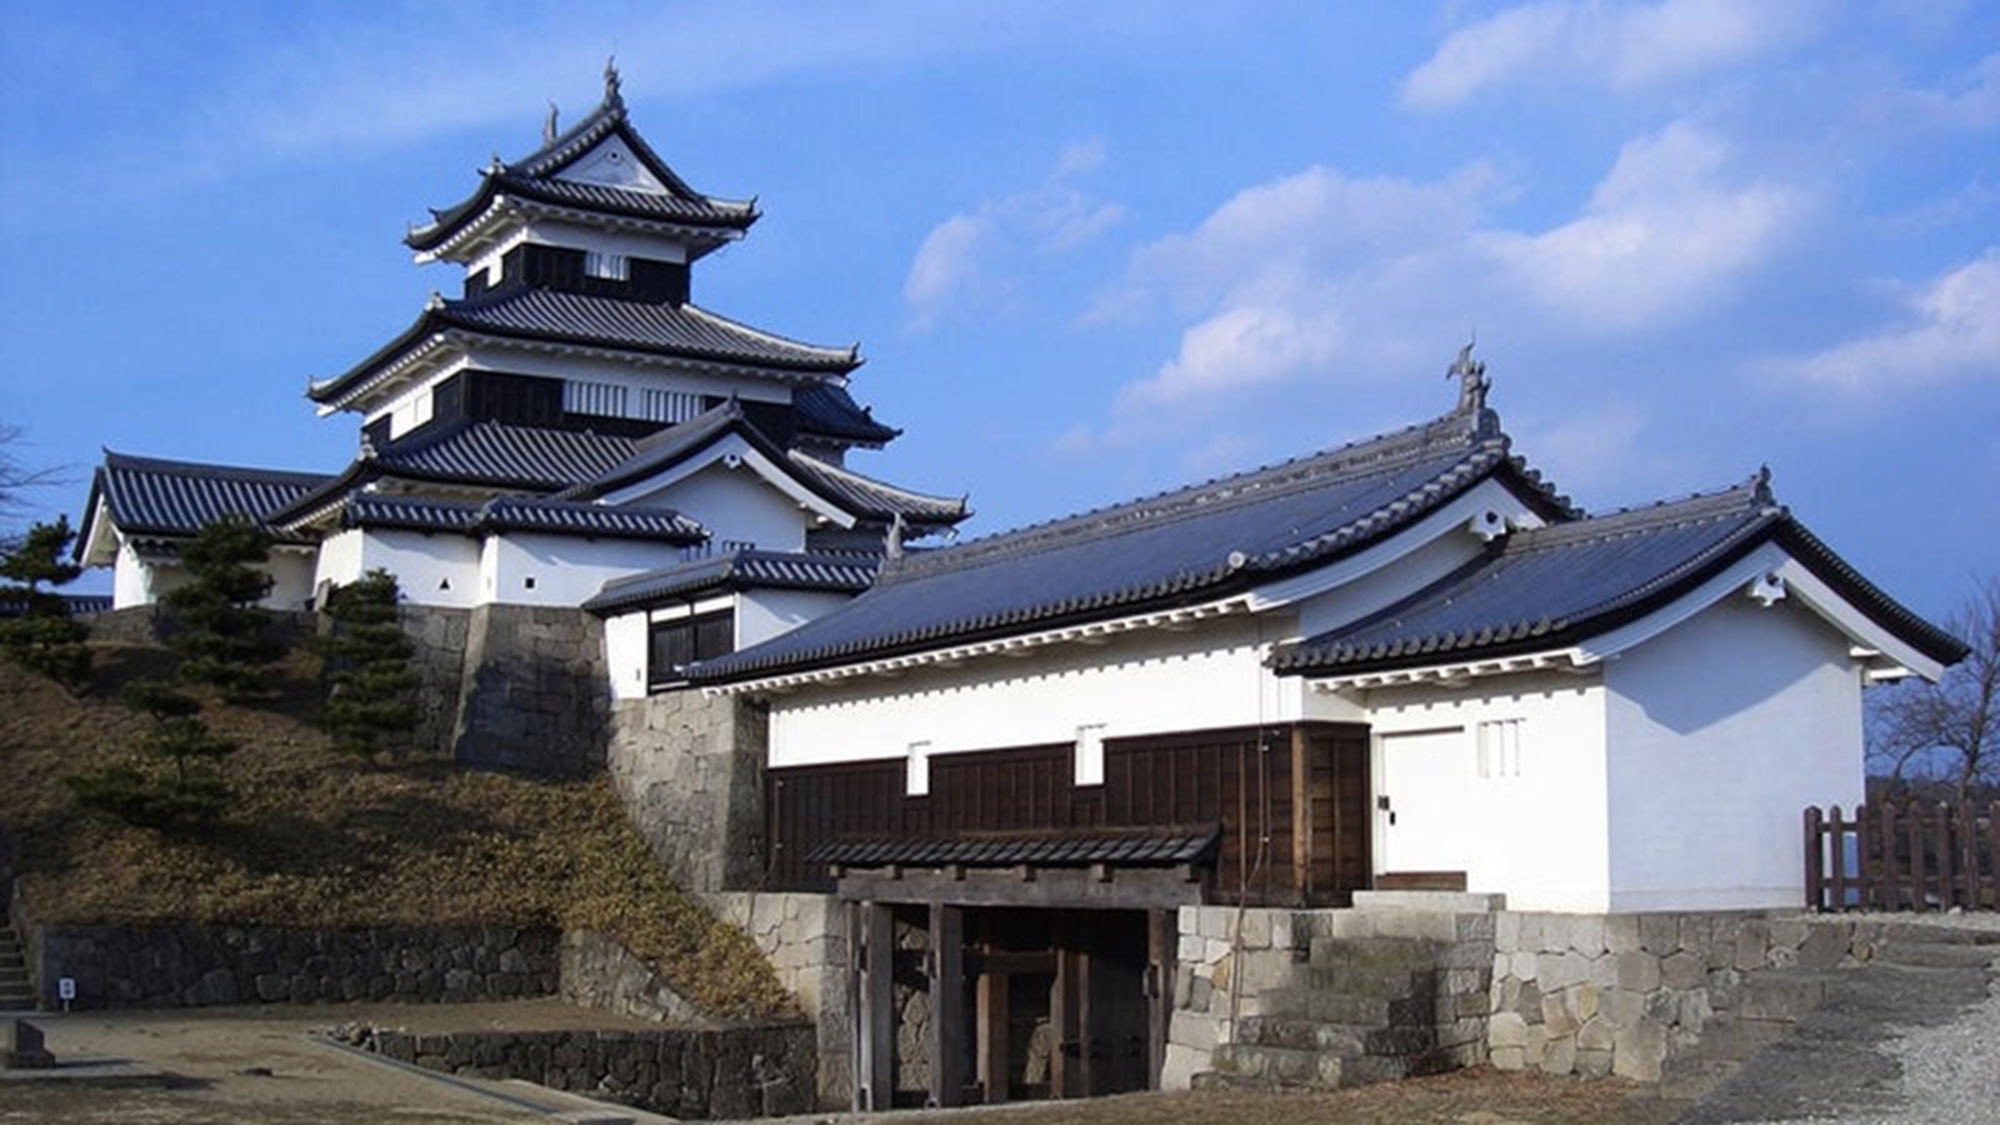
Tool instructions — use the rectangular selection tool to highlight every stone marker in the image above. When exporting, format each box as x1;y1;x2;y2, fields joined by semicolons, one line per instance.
3;1019;56;1069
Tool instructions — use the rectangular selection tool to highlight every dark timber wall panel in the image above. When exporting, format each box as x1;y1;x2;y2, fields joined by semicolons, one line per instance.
766;722;1369;905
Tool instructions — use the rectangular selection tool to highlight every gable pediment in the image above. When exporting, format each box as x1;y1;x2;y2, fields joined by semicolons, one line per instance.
554;134;672;195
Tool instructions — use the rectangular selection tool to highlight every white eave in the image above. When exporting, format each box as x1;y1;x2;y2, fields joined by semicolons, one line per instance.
412;194;745;266
600;434;857;530
704;595;1256;697
1303;540;1946;694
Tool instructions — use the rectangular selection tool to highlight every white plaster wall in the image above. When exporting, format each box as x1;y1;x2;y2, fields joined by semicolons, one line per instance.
766;615;1308;771
351;530;483;609
621;461;810;552
313;528;367;592
1364;674;1612;912
117;541;315;612
736;589;853;649
480;532;687;607
605;610;651;701
264;548;318;611
111;541;165;609
1603;596;1865;912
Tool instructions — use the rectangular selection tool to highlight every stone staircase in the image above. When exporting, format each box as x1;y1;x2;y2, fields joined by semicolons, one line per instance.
0;911;32;1011
1193;934;1467;1090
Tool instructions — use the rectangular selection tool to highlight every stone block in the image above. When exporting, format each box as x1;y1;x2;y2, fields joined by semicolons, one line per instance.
1603;987;1646;1027
1734;921;1770;972
1606;914;1642;954
4;1020;55;1069
1797;924;1851;971
1638;914;1679;956
1767;917;1809;952
1517;913;1545;951
1456;912;1496;942
1660;951;1705;990
1543;992;1579;1037
1270;911;1295;954
1511;950;1538;981
1575;1048;1613;1078
1615;952;1661;992
1577;1016;1615;1051
1177;934;1205;963
1489;1011;1529;1049
1237;911;1272;950
1567;915;1607;957
1676;990;1713;1034
1612;1017;1668;1082
1542;1033;1577;1075
1490;1045;1526;1071
1168;1009;1219;1052
1160;1043;1208;1092
1568;983;1600;1023
1199;909;1232;941
1496;911;1521;951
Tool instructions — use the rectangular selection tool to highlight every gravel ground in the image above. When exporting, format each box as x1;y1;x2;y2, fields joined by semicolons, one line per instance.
1737;913;2000;1125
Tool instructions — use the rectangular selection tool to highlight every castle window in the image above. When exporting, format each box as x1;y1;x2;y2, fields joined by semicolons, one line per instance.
584;251;629;281
564;379;629;418
639;388;703;423
648;610;733;687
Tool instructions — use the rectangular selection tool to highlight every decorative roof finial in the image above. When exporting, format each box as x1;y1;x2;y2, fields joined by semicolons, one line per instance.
1446;335;1489;415
424;289;445;312
885;513;906;561
603;56;623;106
1753;463;1775;507
543;102;559;146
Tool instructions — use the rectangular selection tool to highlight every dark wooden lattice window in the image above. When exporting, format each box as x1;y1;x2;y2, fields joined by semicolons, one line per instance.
648;611;733;688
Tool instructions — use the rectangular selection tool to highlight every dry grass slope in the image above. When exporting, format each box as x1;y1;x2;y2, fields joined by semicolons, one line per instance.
0;639;791;1020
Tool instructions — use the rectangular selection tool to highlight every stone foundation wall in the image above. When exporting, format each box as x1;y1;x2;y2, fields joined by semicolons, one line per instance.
370;1021;816;1119
24;921;559;1010
1487;911;1870;1081
1164;901;1496;1091
607;689;769;894
706;891;851;1110
558;929;702;1024
398;604;470;757
451;604;608;776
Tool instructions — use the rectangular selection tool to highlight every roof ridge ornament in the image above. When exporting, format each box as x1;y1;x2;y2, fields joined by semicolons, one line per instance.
1446;337;1489;417
603;56;623;108
1753;463;1774;507
544;102;559;146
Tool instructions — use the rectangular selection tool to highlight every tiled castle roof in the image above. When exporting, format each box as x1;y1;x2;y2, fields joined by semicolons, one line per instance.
583;549;880;614
1271;476;1969;676
82;452;332;544
690;408;1574;684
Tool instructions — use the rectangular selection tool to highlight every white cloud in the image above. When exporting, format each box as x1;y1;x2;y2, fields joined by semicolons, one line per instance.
1402;0;1817;108
1479;124;1804;329
1105;121;1803;412
1764;248;2000;392
1878;51;2000;132
902;143;1125;330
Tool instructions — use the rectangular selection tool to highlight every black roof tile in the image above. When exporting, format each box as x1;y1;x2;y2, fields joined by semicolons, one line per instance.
804;826;1221;869
583;549;879;614
312;290;859;409
407;86;756;253
691;409;1569;683
793;383;900;446
1272;476;1969;675
85;452;333;542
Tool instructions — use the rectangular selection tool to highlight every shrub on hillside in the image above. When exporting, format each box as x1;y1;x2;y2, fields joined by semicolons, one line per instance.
0;516;91;692
66;678;235;831
162;516;283;698
317;568;418;758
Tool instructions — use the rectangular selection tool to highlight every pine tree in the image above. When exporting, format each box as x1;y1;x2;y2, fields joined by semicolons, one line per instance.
0;516;92;692
66;678;234;830
162;516;282;698
317;568;418;758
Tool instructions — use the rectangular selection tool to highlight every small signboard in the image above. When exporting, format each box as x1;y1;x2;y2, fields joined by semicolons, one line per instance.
57;977;75;1010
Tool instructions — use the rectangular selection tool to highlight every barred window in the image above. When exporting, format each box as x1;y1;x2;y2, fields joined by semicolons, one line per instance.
647;610;733;688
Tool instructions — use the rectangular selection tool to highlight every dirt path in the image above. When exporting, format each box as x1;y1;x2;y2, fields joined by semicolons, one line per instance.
0;1001;660;1125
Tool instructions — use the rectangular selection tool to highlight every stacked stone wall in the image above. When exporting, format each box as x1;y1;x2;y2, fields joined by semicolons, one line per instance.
1164;902;1495;1090
23;921;559;1010
558;929;702;1024
706;891;851;1109
452;604;608;776
369;1021;815;1119
397;604;470;757
606;689;769;893
1487;911;1874;1081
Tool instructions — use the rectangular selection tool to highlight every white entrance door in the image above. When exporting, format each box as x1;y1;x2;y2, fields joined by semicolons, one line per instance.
1376;728;1477;875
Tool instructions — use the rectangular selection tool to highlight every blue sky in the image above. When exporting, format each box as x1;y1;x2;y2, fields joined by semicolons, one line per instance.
1;1;1994;620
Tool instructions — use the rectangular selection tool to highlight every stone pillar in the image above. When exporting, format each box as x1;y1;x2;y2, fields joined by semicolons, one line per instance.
451;605;609;776
605;689;769;894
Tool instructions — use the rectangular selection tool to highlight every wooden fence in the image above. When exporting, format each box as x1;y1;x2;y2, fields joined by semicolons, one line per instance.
1804;801;2000;913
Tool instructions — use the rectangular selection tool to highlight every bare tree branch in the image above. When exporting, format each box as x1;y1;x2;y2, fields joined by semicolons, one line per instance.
1867;575;2000;798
